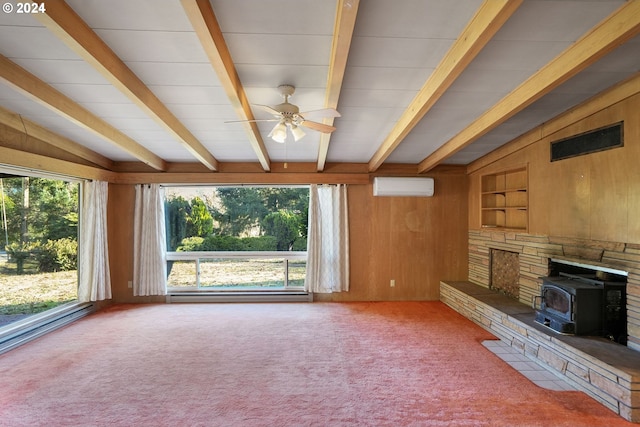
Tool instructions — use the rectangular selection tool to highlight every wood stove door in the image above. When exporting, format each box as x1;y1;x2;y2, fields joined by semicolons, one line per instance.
542;286;572;320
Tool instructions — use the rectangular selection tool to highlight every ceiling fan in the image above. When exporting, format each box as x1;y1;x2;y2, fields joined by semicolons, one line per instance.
227;85;341;143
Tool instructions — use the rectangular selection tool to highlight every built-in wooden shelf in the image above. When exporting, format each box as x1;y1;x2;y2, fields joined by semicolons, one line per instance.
481;166;528;231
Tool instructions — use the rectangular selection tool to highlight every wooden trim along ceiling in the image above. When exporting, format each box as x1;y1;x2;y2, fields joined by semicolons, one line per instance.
367;0;523;173
0;54;167;171
33;0;219;171
418;0;640;173
181;0;270;172
316;0;360;172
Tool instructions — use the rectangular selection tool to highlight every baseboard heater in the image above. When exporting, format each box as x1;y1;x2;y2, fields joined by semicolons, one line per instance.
166;291;313;303
0;302;95;355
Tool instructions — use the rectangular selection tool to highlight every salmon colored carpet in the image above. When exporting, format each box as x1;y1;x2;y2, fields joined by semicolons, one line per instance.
0;302;634;427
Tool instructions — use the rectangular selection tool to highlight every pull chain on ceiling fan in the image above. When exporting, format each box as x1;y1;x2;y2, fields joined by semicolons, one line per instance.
226;85;341;143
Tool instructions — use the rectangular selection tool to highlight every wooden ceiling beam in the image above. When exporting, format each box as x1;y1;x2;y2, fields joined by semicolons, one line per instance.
0;105;114;170
0;145;116;182
0;55;167;171
34;0;219;171
418;0;640;173
368;0;522;172
181;0;271;172
316;0;360;172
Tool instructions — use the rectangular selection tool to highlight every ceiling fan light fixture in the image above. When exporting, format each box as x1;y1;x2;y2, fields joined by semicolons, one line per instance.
269;121;287;143
290;124;305;142
229;85;340;142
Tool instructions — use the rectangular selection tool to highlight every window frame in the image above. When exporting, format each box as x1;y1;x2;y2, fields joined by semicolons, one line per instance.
0;165;91;352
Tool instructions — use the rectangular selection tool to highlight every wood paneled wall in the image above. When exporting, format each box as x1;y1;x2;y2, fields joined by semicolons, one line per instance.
468;87;640;243
318;168;469;302
106;167;469;303
107;184;164;303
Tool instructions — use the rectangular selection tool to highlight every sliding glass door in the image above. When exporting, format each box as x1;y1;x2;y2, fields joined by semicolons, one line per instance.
0;172;79;327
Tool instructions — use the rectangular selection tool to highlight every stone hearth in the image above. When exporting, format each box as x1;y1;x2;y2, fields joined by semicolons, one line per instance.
460;230;640;423
440;280;640;422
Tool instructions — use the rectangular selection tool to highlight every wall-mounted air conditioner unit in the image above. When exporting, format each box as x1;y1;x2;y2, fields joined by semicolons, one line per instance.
372;177;434;197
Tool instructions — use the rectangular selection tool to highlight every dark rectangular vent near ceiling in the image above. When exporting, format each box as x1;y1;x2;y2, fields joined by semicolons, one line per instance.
550;122;623;162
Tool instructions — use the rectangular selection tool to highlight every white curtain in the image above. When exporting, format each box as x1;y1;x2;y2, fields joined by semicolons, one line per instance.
133;184;167;296
304;184;350;293
78;180;112;302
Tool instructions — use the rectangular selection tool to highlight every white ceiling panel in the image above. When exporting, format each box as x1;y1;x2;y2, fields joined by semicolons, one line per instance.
345;37;454;69
47;83;139;105
94;29;210;63
338;89;417;110
66;0;195;31
164;104;238;122
97;117;167;133
449;68;540;95
491;0;626;42
327;122;398;162
5;59;111;85
266;138;321;163
211;0;335;35
235;64;329;89
333;106;400;123
0;5;40;26
0;0;638;172
341;67;434;92
0;26;76;60
147;86;229;106
223;34;333;66
77;103;151;120
463;40;571;72
353;0;483;39
125;62;220;87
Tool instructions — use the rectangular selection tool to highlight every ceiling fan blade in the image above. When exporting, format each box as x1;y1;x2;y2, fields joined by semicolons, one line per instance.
300;120;337;134
252;104;282;116
299;108;341;119
224;119;279;124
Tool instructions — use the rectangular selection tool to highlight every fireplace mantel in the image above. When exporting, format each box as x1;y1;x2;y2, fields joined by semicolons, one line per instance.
440;280;640;422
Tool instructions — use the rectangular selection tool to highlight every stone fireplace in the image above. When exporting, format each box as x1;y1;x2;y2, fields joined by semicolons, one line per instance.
443;230;640;422
468;230;640;352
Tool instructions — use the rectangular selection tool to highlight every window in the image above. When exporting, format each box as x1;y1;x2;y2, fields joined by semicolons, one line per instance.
0;171;79;328
164;186;309;291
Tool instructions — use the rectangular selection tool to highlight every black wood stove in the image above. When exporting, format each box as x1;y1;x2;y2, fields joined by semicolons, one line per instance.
533;272;626;343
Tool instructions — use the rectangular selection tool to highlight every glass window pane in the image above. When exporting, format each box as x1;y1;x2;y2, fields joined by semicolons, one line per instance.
164;186;308;293
198;258;285;288
165;186;309;252
1;175;79;326
288;260;306;288
166;260;197;288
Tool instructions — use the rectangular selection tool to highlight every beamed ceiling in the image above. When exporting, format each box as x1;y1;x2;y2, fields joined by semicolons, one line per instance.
0;0;639;177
